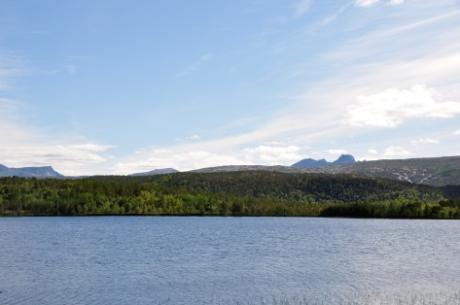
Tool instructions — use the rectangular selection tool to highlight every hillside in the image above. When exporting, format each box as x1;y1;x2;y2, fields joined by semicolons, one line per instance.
192;165;299;173
129;168;178;176
316;156;460;186
189;155;460;187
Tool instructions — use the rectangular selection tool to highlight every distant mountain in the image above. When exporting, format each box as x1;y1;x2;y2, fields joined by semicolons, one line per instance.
0;164;63;178
291;154;356;169
333;154;356;165
291;158;328;169
130;168;179;176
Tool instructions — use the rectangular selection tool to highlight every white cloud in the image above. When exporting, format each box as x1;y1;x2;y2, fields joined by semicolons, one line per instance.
113;149;244;174
292;0;312;18
113;144;304;174
411;138;439;145
243;145;302;164
186;134;201;141
348;85;460;128
368;149;378;155
1;144;112;166
355;0;380;7
453;130;460;136
389;0;404;5
354;0;404;7
383;145;411;157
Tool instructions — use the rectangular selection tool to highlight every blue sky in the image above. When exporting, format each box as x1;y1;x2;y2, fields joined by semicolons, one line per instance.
1;0;460;175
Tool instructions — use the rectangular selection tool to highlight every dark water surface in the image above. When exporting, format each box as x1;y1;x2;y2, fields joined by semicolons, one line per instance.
1;217;459;305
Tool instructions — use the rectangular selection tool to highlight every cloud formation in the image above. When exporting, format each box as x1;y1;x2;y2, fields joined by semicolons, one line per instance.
347;85;460;128
355;0;380;7
383;145;411;158
113;143;304;174
354;0;404;7
0;100;114;176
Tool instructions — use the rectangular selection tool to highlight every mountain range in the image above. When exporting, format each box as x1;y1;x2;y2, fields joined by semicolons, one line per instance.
2;154;460;187
184;154;460;186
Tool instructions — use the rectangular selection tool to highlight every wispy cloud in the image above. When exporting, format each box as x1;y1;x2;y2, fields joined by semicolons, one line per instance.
0;56;23;91
176;53;214;78
292;0;312;18
411;138;439;145
176;134;201;142
354;0;380;7
354;0;404;7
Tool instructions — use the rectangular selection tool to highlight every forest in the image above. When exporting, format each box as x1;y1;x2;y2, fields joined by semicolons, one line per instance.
0;171;459;218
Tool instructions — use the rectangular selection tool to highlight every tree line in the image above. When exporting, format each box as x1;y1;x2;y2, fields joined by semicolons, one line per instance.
0;171;459;218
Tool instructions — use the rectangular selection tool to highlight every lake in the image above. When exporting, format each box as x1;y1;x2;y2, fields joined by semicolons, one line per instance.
1;217;459;305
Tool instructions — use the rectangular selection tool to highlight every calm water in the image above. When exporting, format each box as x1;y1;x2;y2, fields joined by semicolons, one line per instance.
1;217;459;305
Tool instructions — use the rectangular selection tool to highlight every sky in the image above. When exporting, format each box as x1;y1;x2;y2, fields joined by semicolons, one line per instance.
1;0;460;176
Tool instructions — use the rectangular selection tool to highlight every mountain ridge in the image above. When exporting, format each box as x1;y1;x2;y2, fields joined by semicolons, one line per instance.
292;154;356;169
0;164;63;178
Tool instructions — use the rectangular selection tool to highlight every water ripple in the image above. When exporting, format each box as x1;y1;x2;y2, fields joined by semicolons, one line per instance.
0;217;459;305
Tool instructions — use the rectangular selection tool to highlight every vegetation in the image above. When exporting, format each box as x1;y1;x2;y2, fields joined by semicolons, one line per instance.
0;171;459;218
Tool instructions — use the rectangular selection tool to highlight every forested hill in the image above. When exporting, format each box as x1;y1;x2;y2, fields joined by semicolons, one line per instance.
149;171;437;202
0;171;459;218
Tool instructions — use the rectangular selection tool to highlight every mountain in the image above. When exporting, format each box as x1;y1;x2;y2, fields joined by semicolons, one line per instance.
130;168;179;176
291;158;328;169
291;154;356;169
317;156;460;187
0;164;63;178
